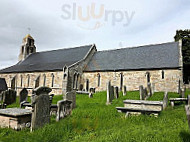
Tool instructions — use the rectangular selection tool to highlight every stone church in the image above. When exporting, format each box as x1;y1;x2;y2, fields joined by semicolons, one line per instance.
0;34;183;95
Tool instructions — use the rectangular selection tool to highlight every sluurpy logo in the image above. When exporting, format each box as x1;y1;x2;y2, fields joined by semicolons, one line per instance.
61;3;135;30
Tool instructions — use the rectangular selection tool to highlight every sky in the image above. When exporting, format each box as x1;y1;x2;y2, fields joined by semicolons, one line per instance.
0;0;190;69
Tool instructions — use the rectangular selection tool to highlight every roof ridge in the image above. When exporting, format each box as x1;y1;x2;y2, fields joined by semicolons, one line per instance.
35;44;93;54
97;41;178;53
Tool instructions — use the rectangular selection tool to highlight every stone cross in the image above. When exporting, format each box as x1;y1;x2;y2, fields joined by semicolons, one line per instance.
123;86;127;96
56;100;72;122
31;87;52;132
19;88;28;104
114;86;119;99
163;92;168;110
139;85;144;100
64;91;76;109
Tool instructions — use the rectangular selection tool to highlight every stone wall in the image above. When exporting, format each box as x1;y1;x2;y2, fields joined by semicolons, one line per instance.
83;69;183;92
0;71;63;95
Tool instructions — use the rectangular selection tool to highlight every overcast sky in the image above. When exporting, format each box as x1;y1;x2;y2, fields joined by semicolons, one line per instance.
0;0;190;69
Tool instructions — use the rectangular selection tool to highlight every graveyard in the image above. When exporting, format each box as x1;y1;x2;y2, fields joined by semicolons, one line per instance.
0;90;189;142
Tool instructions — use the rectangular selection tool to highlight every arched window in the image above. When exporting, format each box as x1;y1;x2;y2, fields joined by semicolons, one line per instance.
97;73;101;87
26;47;29;54
20;75;23;87
120;73;123;91
146;72;150;83
86;79;89;92
43;74;46;86
73;73;77;89
11;76;16;90
162;70;165;79
35;76;40;88
76;74;79;89
51;73;54;87
27;74;30;87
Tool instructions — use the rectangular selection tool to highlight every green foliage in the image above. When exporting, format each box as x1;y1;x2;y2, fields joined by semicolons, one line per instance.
174;29;190;64
0;91;190;142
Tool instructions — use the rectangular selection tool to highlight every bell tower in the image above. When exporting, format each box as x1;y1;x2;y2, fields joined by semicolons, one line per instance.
19;34;36;62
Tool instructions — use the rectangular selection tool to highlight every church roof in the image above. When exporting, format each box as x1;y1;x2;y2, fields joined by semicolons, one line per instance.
85;42;181;72
0;45;93;73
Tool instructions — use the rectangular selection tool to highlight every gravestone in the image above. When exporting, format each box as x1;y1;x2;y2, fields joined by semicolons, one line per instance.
144;88;148;100
31;87;52;131
188;95;190;105
185;105;190;129
0;78;8;94
114;86;119;99
1;89;16;106
151;83;155;95
163;92;168;109
89;92;93;98
139;85;144;100
56;100;72;122
19;88;28;103
181;88;185;98
64;91;76;109
106;81;114;105
147;83;152;96
123;86;127;96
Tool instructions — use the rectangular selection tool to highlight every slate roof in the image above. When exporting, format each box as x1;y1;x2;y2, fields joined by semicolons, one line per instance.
0;45;93;73
85;42;181;72
0;78;8;91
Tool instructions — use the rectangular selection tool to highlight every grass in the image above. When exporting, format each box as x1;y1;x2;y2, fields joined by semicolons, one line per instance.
0;90;190;142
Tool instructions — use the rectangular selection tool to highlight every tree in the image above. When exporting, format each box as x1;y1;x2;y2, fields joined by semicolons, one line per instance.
174;30;190;83
174;30;190;64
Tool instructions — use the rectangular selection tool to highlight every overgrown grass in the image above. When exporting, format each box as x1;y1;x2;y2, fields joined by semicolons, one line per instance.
0;90;190;142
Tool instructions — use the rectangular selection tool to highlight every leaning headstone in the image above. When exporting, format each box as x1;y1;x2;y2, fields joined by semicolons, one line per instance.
163;92;168;110
123;86;127;96
139;85;144;100
114;86;119;99
106;81;114;105
19;88;28;103
56;100;72;121
147;83;152;96
64;91;76;109
31;87;52;132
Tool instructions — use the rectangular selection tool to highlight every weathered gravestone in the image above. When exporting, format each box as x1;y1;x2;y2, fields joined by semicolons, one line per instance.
114;86;119;99
1;89;16;108
163;92;168;110
0;78;8;98
188;95;190;105
139;85;144;100
31;87;52;131
19;88;28;104
181;88;185;98
123;86;127;96
185;105;190;129
144;88;148;100
89;92;93;98
106;81;114;105
147;83;152;96
56;100;72;122
64;91;76;109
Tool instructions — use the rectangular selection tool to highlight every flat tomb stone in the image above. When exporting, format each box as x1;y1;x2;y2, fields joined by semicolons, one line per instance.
116;107;161;117
169;98;188;101
0;108;31;130
123;100;163;111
